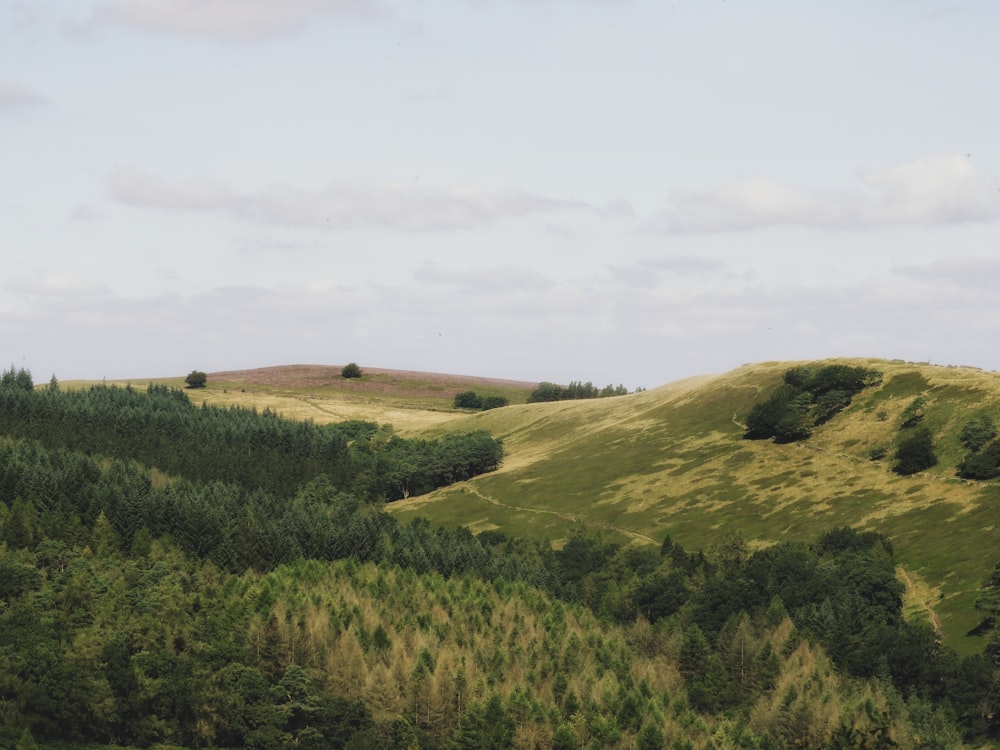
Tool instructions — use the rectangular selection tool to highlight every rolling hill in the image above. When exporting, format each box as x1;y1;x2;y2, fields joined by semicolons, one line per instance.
12;358;1000;747
92;358;1000;653
384;358;1000;653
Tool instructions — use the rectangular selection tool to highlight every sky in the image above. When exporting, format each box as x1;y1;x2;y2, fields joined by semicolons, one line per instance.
3;0;1000;388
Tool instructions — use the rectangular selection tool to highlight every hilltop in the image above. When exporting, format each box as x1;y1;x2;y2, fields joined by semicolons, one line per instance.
71;364;539;434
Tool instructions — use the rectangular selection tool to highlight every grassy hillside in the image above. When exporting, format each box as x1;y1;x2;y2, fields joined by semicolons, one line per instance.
382;358;1000;653
63;364;538;436
74;359;1000;652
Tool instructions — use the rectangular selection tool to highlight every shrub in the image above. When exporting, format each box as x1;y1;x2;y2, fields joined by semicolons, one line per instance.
869;444;890;461
184;370;207;389
960;414;997;452
453;391;482;409
744;384;812;441
481;395;509;410
341;362;363;379
454;392;508;410
958;440;1000;480
893;427;937;475
900;397;926;428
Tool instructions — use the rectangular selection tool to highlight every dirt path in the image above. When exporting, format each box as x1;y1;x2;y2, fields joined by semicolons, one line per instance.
464;486;658;544
896;565;944;639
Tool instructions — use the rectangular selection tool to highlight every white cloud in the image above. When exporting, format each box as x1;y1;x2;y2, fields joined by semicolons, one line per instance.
107;168;603;232
893;256;1000;289
87;0;388;40
647;155;1000;234
108;169;234;211
608;256;728;288
414;262;555;292
6;261;1000;387
0;80;46;110
69;203;103;222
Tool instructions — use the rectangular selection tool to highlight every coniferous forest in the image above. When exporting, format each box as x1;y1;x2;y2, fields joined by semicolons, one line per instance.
1;368;999;749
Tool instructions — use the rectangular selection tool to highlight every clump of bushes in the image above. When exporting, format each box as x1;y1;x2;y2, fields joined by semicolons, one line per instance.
744;364;882;442
341;362;363;379
957;413;1000;480
184;370;207;389
454;391;508;411
899;397;926;428
893;426;937;475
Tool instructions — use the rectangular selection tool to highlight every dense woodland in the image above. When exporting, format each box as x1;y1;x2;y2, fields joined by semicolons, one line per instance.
1;368;999;749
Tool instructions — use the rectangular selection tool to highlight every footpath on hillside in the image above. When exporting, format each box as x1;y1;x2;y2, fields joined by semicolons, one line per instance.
463;486;658;544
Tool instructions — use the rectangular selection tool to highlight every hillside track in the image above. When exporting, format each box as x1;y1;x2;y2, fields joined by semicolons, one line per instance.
456;485;658;544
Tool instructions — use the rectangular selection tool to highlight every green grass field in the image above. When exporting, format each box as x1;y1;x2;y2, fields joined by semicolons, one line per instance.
71;359;1000;652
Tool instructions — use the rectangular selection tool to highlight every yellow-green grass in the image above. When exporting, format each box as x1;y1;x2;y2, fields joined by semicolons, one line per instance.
386;359;1000;653
61;365;537;436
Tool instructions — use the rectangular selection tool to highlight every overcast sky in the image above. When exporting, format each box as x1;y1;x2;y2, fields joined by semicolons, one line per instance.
3;1;1000;388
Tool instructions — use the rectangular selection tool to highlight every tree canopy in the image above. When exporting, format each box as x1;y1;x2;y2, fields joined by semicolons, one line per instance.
744;364;882;442
184;370;207;388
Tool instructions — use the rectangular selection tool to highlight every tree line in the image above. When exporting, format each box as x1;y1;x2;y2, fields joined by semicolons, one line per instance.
0;372;502;502
527;381;638;404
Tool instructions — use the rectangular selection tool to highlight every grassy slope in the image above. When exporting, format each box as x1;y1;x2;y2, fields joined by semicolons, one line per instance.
68;359;1000;652
62;365;536;436
386;358;1000;653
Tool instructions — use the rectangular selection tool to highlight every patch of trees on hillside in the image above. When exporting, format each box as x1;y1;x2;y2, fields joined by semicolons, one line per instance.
528;380;639;403
744;364;883;442
957;413;1000;479
0;369;502;502
453;391;509;411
